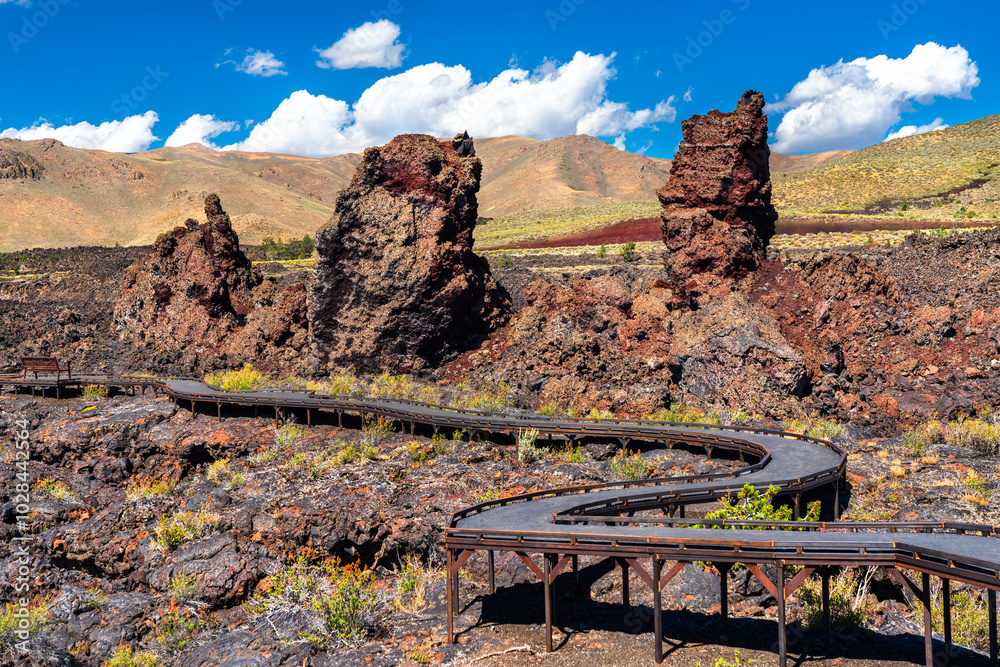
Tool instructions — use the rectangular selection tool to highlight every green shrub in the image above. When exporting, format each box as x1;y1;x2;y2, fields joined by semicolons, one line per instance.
205;363;269;392
798;568;875;633
35;478;74;501
275;422;307;449
619;241;638;262
153;604;202;652
103;646;161;667
609;449;657;481
596;244;608;258
360;415;396;448
82;384;108;401
0;601;49;653
247;557;388;648
517;428;542;464
125;477;177;501
701;484;820;526
153;511;220;550
916;587;991;651
167;571;198;601
394;555;432;613
695;650;753;667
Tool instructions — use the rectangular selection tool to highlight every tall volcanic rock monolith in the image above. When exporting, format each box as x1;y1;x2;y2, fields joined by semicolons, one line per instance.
309;133;510;374
113;194;262;352
658;90;778;307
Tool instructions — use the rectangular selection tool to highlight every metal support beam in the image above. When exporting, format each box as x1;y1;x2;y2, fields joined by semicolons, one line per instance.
777;562;787;667
718;563;732;636
446;549;454;644
942;578;951;663
619;559;630;608
488;550;495;594
822;569;832;651
544;555;553;653
572;555;579;594
653;557;663;664
990;588;998;667
922;571;932;667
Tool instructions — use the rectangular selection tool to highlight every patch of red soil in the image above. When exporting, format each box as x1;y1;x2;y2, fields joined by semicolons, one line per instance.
496;217;661;250
491;216;995;250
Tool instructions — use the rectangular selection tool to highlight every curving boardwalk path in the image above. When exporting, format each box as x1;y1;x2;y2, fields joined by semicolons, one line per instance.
3;372;999;666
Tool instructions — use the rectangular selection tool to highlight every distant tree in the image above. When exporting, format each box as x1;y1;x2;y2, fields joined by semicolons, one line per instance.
298;235;314;258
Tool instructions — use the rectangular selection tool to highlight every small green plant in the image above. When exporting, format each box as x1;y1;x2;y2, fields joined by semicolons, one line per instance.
517;428;542;464
563;444;585;463
125;477;177;501
82;384;109;401
537;402;559;417
782;417;847;440
609;449;657;481
152;511;220;550
35;477;73;501
451;429;466;442
961;470;993;507
247;557;388;648
472;487;503;504
695;650;753;666
166;571;198;601
360;415;396;448
406;441;432;462
494;254;514;270
411;653;431;665
103;646;162;667
153;602;202;652
206;459;245;489
798;567;875;633
596;244;608;258
916;586;991;651
394;555;432;613
275;422;307;449
901;427;930;457
430;432;449;455
205;363;269;392
619;241;638;262
0;600;49;652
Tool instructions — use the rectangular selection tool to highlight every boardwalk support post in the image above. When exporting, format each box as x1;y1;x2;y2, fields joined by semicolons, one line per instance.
718;563;732;636
544;555;553;652
990;588;998;667
777;562;787;667
922;572;933;667
488;550;495;594
620;559;630;608
942;578;951;662
822;568;832;651
653;557;663;664
446;549;454;644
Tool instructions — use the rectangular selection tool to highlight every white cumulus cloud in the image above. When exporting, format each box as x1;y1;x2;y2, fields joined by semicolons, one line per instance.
884;117;948;141
225;52;676;157
234;49;287;77
768;42;979;153
316;20;406;70
0;112;159;152
165;114;240;149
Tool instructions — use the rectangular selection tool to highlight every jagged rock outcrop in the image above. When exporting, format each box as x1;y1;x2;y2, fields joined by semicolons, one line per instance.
309;133;509;374
112;195;309;370
658;90;778;306
0;145;44;179
113;194;260;351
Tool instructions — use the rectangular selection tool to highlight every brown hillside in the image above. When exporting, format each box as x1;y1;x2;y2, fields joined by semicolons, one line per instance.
0;134;837;252
770;149;852;173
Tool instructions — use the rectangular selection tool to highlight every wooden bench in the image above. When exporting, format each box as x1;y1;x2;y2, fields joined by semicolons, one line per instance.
21;356;73;382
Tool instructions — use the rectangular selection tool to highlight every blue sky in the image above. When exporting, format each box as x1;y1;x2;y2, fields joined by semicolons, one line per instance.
0;0;995;159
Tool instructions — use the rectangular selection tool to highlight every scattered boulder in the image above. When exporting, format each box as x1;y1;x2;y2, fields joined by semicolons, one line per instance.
658;90;777;306
309;133;509;374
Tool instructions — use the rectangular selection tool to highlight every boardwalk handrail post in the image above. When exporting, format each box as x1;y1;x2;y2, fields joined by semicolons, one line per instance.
777;561;786;667
653;556;663;664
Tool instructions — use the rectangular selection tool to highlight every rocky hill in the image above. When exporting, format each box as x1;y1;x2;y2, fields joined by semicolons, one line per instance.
0;132;853;253
774;114;1000;220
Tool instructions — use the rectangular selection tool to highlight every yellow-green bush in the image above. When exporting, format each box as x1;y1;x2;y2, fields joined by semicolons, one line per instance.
205;363;269;392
